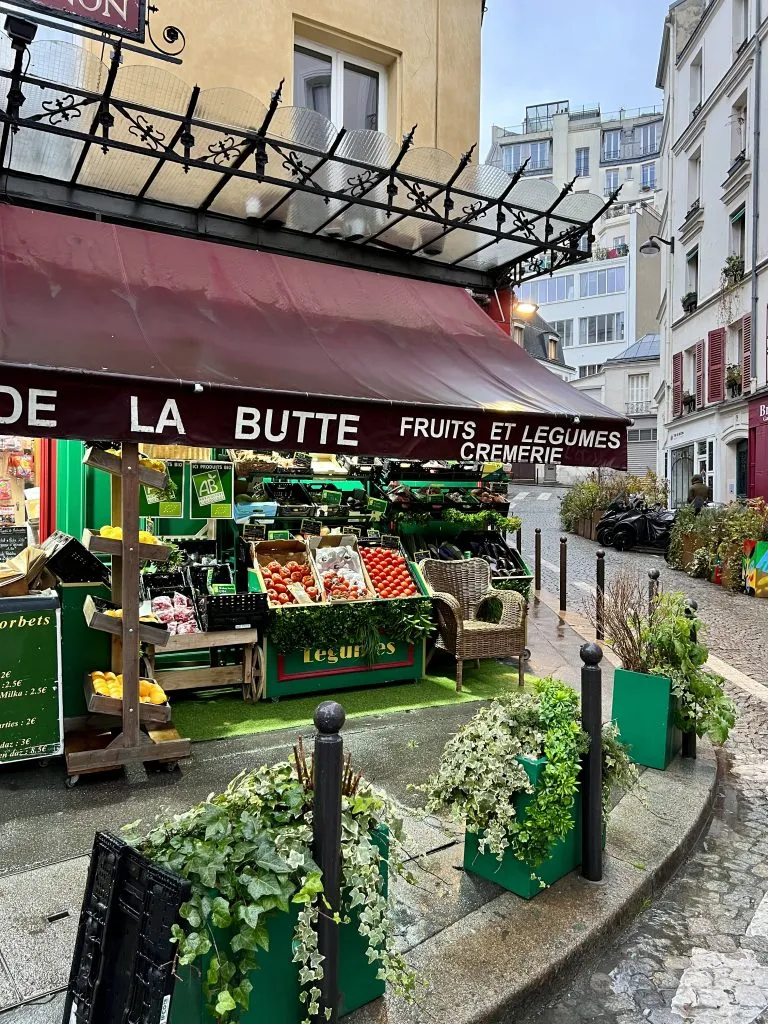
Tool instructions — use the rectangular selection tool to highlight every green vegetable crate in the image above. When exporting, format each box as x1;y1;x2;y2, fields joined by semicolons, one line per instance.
611;668;681;770
463;756;581;899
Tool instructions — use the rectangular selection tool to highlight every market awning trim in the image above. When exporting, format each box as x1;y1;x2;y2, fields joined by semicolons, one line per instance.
0;36;620;290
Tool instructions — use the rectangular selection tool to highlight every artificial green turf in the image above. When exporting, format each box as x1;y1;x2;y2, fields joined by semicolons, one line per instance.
172;659;537;742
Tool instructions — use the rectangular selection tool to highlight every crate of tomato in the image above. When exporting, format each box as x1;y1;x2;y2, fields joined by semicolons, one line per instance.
308;536;375;603
250;540;322;607
358;542;422;600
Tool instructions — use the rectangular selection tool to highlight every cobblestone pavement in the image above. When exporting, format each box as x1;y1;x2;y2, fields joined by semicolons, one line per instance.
512;486;768;686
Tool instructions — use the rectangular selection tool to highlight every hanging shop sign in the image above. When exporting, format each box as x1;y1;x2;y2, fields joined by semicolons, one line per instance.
138;459;185;519
0;370;629;470
0;595;62;764
12;0;147;41
188;462;234;520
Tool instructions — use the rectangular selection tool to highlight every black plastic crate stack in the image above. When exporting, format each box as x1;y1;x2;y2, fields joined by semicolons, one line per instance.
63;831;190;1024
197;590;268;631
42;531;111;585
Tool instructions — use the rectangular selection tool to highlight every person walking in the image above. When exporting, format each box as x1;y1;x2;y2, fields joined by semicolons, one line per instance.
687;474;712;513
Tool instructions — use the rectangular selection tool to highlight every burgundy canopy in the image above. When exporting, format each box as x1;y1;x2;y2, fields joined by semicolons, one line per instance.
0;206;628;467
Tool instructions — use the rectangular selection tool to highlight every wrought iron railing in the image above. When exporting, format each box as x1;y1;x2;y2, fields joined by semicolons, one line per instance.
626;401;654;415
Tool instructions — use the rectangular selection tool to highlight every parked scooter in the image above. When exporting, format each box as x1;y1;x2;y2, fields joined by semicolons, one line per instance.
594;494;645;548
611;503;676;553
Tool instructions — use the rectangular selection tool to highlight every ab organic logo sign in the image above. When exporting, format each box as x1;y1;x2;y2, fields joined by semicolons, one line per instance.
192;468;225;508
189;462;234;520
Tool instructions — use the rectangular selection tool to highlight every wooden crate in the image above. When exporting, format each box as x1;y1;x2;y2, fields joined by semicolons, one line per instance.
82;447;168;490
308;535;377;603
82;528;171;563
251;539;323;608
83;674;172;725
83;593;170;648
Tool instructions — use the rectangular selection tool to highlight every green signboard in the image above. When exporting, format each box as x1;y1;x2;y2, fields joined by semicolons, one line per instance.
321;489;343;507
189;462;234;520
139;459;185;518
0;595;62;764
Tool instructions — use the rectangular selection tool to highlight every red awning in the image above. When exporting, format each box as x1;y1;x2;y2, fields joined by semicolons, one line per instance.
0;206;628;467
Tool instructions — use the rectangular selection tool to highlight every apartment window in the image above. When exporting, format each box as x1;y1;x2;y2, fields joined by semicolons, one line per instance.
637;121;659;156
512;324;525;347
612;235;626;249
579;266;626;297
628;427;658;443
734;0;748;50
605;168;619;195
550;319;574;348
579;364;604;378
504;140;552;172
603;129;621;160
687;149;701;208
294;42;385;131
731;95;747;162
686;247;699;295
578;313;625;345
625;166;633;180
547;337;558;361
518;274;574;305
730;205;746;261
641;162;656;189
627;373;651;412
575;147;590;176
690;50;703;115
578;232;590;253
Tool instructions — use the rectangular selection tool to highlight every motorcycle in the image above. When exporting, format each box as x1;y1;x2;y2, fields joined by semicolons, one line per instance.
594;494;645;548
611;503;676;553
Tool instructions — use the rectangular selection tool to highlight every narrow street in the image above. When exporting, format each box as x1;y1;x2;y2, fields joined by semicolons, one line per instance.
516;485;768;1024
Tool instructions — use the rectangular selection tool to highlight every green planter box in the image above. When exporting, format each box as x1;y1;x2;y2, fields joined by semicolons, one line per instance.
463;756;580;900
611;667;681;770
169;832;387;1024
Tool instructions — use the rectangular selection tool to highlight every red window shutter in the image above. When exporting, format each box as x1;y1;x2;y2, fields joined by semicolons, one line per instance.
673;351;683;416
695;340;704;408
742;314;752;393
707;328;725;403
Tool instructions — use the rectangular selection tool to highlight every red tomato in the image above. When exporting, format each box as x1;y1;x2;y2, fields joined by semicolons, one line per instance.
273;583;287;594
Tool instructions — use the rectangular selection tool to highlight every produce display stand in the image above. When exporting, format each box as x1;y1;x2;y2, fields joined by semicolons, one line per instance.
143;628;262;700
64;443;191;782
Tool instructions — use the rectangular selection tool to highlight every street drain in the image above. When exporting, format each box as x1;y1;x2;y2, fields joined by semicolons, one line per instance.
46;910;70;923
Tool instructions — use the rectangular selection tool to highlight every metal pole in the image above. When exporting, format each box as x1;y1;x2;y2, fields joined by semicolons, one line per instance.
559;535;567;612
580;642;603;882
682;600;698;759
516;526;522;552
648;568;660;618
534;528;541;592
595;550;605;641
312;701;345;1023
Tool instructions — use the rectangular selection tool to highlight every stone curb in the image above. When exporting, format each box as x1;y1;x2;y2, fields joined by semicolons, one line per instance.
350;739;721;1024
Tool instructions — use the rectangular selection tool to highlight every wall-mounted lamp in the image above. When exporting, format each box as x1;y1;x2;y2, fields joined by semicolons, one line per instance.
639;234;675;257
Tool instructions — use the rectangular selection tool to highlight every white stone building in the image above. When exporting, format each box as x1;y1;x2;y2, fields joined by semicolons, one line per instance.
655;0;768;506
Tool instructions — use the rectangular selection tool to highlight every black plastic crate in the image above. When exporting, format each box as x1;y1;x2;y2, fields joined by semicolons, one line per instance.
263;480;313;514
197;590;268;631
63;831;191;1024
42;531;110;585
188;561;234;595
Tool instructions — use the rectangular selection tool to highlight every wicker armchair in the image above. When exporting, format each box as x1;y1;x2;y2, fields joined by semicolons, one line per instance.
420;557;528;692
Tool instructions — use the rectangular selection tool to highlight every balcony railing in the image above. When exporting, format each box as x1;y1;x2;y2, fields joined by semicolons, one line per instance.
626;401;654;415
601;141;661;164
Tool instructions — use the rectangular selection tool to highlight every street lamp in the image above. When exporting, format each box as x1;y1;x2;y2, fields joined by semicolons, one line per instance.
640;234;675;257
511;294;539;316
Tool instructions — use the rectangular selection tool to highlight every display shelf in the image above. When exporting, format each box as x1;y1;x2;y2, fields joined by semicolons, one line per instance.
83;674;172;725
83;594;170;647
144;628;261;697
82;528;171;563
83;446;169;490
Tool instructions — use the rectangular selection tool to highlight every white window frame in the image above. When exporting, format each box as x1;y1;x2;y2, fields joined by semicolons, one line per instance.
550;319;573;348
628;372;651;407
641;162;656;188
575;147;590;176
578;313;625;346
605;168;619;194
637;122;659;156
294;37;388;133
603;129;621;160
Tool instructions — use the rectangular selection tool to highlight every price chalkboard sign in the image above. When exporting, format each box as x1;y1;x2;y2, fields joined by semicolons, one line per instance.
294;453;313;468
0;526;27;563
381;535;401;550
0;595;62;765
414;549;430;563
300;519;323;537
242;524;266;542
321;489;342;507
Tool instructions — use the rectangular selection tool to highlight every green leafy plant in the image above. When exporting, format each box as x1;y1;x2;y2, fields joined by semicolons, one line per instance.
681;291;698;312
667;498;768;590
420;678;637;865
560;470;668;532
689;546;715;579
130;761;416;1023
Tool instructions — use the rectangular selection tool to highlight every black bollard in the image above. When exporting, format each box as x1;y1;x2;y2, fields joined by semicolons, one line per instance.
516;526;522;552
312;701;346;1023
580;642;603;882
534;528;542;592
596;550;606;641
648;568;660;618
682;600;698;759
559;536;567;612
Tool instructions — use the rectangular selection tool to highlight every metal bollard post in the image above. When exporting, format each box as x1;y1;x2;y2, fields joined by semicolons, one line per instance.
595;550;605;641
559;535;567;612
682;600;698;759
534;528;542;592
516;526;522;552
580;642;603;882
312;701;345;1023
648;568;660;618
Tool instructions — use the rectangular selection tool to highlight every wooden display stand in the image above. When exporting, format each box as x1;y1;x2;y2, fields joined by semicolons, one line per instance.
64;443;191;781
144;628;264;701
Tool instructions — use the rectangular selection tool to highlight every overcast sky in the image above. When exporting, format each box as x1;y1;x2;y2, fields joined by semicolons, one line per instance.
479;0;672;157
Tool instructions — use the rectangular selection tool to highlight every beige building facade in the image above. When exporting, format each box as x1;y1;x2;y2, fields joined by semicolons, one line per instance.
148;0;483;158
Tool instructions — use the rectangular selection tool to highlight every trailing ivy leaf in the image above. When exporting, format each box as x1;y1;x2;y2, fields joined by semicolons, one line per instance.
211;896;232;929
214;990;236;1016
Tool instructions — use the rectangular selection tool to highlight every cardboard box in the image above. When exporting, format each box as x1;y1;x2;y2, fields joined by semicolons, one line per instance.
250;539;322;607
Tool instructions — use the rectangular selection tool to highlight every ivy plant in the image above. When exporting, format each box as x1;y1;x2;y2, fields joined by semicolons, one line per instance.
129;762;416;1023
420;678;637;866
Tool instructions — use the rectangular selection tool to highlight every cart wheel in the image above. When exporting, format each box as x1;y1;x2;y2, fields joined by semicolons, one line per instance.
523;648;531;663
159;761;179;774
65;775;80;789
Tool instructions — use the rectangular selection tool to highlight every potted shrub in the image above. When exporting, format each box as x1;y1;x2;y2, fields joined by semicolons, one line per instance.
421;678;637;899
681;292;698;314
593;574;736;770
726;364;742;397
127;758;416;1024
722;254;745;286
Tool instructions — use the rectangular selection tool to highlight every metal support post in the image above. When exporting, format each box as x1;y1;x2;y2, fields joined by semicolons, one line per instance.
559;535;567;612
516;526;522;552
595;550;605;641
648;568;660;618
534;528;541;592
580;642;603;882
312;701;345;1023
682;600;698;759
